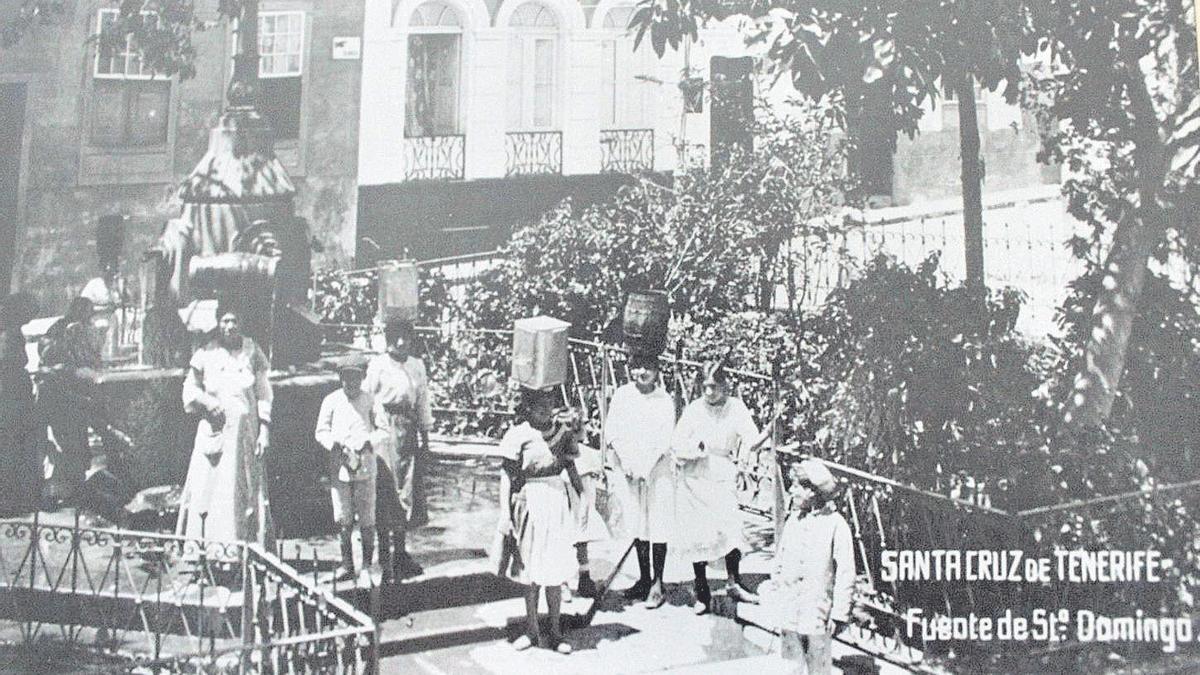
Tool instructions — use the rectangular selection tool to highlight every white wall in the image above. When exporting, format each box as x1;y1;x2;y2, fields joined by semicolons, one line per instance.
358;0;749;184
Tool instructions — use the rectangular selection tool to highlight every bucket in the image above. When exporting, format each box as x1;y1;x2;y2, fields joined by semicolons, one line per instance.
623;290;669;355
378;259;420;323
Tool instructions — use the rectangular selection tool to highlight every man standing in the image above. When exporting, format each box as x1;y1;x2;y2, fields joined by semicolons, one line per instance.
364;318;432;581
605;353;676;608
770;458;855;675
315;357;385;581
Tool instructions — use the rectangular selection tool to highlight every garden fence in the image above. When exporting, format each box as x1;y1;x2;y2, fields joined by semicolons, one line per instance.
0;511;377;673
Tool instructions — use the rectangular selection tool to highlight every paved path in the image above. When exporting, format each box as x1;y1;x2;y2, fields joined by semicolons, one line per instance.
289;443;924;673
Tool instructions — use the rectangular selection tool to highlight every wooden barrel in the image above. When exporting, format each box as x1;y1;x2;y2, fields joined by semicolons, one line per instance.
623;290;669;355
188;251;278;296
187;252;278;346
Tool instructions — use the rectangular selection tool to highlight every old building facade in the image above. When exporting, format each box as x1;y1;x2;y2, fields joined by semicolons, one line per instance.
0;0;1058;307
353;0;750;262
0;0;364;310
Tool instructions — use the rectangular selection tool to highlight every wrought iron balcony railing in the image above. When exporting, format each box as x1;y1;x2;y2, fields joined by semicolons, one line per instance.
403;134;466;180
600;128;655;174
505;131;562;176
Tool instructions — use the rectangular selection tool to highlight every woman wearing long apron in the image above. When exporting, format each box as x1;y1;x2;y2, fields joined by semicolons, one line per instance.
364;318;431;582
671;361;769;614
177;307;274;549
497;387;577;654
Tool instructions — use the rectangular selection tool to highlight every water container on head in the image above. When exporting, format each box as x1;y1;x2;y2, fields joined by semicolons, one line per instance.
512;316;570;390
623;290;669;356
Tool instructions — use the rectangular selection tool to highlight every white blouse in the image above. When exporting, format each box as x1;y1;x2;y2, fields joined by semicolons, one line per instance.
671;396;759;461
605;382;676;479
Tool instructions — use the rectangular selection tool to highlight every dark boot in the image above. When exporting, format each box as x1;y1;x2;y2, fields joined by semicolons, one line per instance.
361;526;376;570
335;527;355;581
379;529;394;584
577;571;597;599
393;529;423;579
725;548;759;603
644;543;667;609
623;540;652;600
692;562;711;614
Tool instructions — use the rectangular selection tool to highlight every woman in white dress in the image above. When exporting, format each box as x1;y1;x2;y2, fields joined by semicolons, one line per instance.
606;352;676;608
178;307;274;549
497;387;577;654
671;361;770;614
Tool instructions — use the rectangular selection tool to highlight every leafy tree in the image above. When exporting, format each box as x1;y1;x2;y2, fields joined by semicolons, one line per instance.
3;0;242;80
631;0;1029;291
1024;0;1199;428
449;100;851;334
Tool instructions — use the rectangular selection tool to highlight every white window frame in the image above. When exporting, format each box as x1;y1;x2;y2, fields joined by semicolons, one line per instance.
258;10;305;79
93;8;160;80
507;4;559;131
406;1;465;137
599;5;653;130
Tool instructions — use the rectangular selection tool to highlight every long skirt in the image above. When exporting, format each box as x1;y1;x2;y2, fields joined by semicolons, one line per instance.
670;455;745;562
608;453;674;542
177;413;273;556
379;417;427;529
515;477;577;587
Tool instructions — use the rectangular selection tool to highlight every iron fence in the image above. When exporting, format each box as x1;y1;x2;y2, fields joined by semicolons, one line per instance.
0;512;376;673
403;134;466;181
600;128;654;174
505;131;562;176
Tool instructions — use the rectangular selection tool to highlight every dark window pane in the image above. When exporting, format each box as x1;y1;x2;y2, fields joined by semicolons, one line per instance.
90;80;126;146
258;76;301;139
406;34;460;137
90;79;170;147
127;81;170;146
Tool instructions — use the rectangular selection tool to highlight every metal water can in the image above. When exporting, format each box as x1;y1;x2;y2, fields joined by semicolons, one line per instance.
512;316;570;389
378;259;420;323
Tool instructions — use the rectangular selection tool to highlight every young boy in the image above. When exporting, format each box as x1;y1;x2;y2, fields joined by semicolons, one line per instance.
315;357;384;581
771;458;855;675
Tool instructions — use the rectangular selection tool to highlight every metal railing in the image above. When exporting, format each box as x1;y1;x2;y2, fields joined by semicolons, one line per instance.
600;128;654;174
0;512;377;672
505;131;562;176
313;315;1198;660
403;134;466;181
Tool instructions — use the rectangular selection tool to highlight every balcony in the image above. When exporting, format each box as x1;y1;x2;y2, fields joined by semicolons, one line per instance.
403;134;466;180
505;131;562;176
600;128;654;174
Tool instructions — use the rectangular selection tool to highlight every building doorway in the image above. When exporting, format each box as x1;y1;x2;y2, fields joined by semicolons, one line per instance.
0;83;26;295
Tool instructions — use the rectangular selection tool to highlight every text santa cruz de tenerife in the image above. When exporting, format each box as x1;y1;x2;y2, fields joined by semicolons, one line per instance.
880;549;1170;584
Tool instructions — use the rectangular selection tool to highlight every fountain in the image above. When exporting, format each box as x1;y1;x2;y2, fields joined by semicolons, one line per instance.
56;0;340;535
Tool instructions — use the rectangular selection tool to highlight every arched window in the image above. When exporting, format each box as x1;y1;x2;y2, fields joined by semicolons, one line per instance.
406;0;463;137
507;3;558;130
599;5;655;129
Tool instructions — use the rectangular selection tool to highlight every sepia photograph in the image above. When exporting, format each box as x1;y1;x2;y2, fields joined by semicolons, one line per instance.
0;0;1197;672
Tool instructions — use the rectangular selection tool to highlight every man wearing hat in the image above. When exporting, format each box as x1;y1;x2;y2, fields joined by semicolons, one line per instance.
605;352;676;608
316;355;386;580
769;458;855;675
